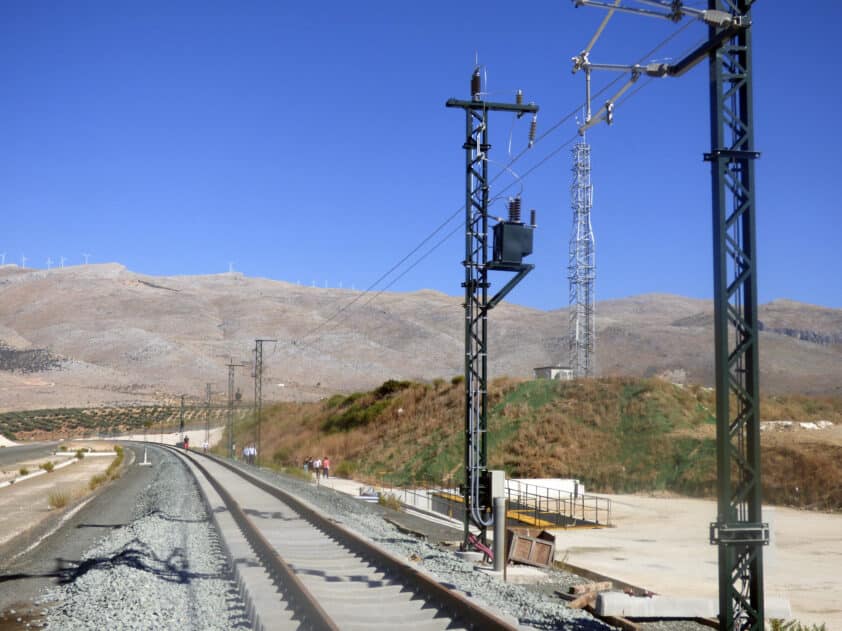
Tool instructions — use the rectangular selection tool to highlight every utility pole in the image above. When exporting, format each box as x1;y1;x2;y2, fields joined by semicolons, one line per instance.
571;2;765;628
253;338;276;467
447;68;538;548
226;360;247;459
205;382;212;447
179;394;186;436
46;257;53;270
82;253;90;265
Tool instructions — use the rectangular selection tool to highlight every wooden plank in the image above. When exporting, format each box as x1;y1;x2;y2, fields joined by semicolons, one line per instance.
570;581;613;595
583;604;641;631
567;592;597;609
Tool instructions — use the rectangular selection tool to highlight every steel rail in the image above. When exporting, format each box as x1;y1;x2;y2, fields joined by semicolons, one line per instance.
189;449;520;631
166;445;340;631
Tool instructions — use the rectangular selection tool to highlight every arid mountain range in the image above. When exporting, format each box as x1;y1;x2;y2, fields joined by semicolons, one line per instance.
0;263;840;411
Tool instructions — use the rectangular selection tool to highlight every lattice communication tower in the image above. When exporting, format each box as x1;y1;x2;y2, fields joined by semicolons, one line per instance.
568;140;595;377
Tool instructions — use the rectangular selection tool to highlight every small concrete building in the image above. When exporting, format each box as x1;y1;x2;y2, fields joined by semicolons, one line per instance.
533;366;574;381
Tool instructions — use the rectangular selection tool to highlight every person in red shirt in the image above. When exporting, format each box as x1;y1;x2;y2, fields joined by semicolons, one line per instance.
322;456;330;479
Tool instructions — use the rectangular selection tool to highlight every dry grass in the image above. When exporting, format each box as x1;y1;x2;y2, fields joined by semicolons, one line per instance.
230;376;842;509
48;490;69;509
106;446;124;480
89;473;107;490
378;492;402;511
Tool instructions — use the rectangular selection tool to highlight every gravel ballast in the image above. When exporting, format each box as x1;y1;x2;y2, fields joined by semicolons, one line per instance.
33;447;708;630
241;464;711;631
242;464;613;631
39;448;248;630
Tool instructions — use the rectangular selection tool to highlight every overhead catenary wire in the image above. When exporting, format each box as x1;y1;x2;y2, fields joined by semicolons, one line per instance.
292;132;583;355
287;23;705;353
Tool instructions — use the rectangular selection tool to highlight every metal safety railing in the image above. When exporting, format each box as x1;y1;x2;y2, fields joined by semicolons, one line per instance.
504;481;612;528
370;477;611;529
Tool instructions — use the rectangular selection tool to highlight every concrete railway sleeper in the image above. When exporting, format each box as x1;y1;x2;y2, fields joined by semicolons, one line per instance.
168;446;521;631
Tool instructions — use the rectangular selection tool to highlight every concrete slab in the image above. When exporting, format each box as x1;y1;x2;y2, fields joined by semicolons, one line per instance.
553;493;830;627
596;592;717;618
475;564;549;585
596;592;793;620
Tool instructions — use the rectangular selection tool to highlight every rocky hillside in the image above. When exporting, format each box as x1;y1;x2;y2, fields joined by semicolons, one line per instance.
0;263;840;411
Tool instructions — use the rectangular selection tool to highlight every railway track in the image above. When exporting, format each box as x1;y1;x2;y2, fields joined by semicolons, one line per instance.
169;446;522;631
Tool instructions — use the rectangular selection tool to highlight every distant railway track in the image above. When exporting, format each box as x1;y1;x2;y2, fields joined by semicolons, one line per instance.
166;446;521;631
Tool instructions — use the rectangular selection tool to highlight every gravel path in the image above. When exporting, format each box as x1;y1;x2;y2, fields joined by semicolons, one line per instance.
38;447;248;630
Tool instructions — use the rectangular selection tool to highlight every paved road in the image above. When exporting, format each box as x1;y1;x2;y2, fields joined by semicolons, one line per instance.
0;444;156;619
0;442;60;468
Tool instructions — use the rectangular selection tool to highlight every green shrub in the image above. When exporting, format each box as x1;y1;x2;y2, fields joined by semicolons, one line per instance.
325;394;346;409
374;379;411;398
272;448;291;465
334;460;357;478
18;467;29;476
451;375;465;386
75;449;85;460
322;398;390;433
59;445;68;451
40;461;54;473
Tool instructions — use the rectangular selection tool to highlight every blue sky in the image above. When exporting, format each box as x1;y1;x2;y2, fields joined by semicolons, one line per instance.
2;1;840;311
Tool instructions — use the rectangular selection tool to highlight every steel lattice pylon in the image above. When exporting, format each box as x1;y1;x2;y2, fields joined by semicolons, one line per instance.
447;71;538;547
569;1;765;627
707;1;767;628
568;141;595;377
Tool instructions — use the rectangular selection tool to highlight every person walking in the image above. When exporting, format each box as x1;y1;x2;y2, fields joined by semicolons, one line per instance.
322;456;330;479
313;457;322;481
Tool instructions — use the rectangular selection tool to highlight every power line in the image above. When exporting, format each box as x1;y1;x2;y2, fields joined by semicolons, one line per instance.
287;24;703;352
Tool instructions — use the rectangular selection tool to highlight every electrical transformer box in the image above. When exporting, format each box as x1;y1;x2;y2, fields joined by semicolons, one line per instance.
479;469;506;509
492;221;533;268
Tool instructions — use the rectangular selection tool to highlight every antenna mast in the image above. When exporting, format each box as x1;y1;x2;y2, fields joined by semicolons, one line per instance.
568;139;596;377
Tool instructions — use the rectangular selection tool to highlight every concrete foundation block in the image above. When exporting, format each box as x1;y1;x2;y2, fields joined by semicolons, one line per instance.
596;592;718;618
596;593;792;621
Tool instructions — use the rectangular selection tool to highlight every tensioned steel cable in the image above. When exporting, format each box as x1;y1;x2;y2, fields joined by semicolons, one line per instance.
288;20;701;350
